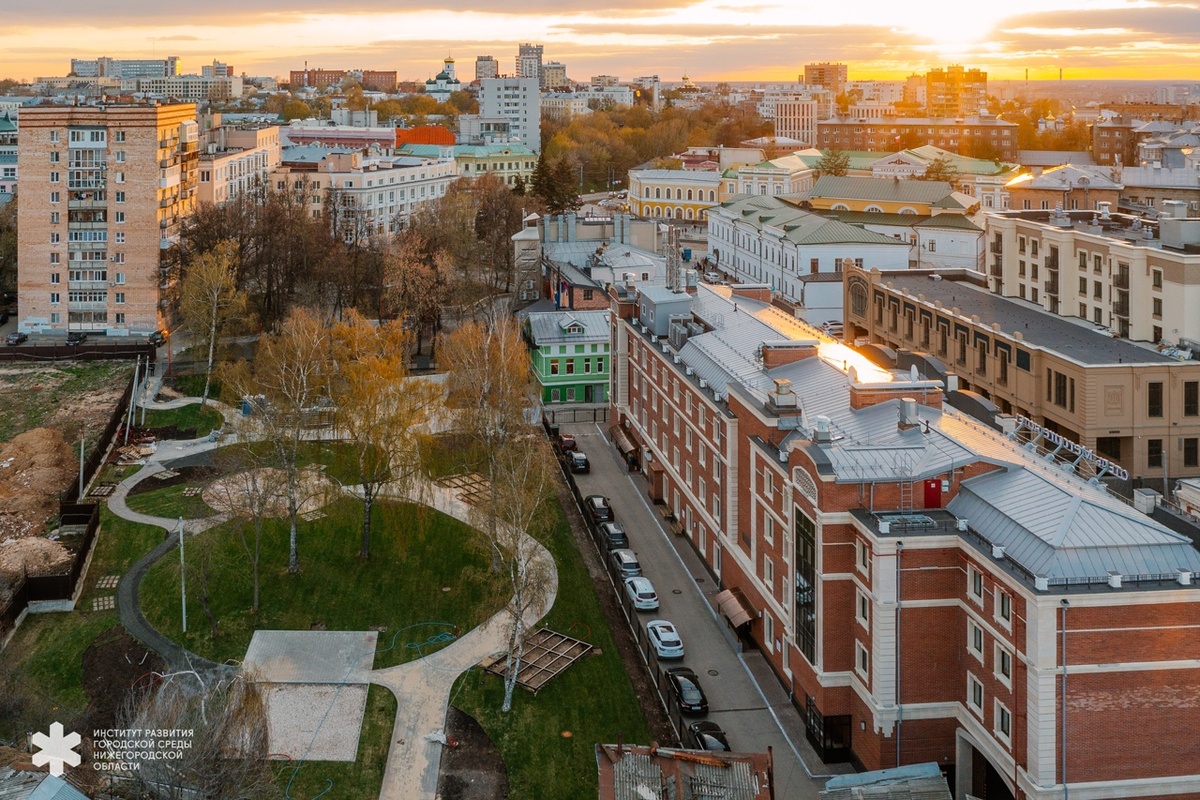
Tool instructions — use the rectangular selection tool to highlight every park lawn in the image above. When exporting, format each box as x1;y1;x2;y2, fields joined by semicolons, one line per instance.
139;497;504;669
124;482;216;520
273;683;396;800
141;403;225;436
450;500;652;799
419;432;488;480
0;507;165;742
165;372;222;402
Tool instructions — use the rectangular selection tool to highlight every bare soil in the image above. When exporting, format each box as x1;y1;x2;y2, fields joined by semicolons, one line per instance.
203;467;336;518
0;428;76;555
437;706;509;800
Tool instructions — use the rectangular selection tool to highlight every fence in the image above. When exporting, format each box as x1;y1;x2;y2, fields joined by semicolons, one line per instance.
62;373;136;504
542;406;610;426
0;342;155;363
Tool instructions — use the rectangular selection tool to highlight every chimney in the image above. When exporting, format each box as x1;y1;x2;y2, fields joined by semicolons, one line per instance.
1179;570;1193;586
767;378;800;415
813;415;833;443
761;340;819;369
898;397;919;430
1107;572;1123;589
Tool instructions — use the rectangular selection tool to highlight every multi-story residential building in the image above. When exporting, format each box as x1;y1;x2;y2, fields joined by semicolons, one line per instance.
0;113;16;199
271;147;456;238
591;75;620;88
283;118;398;150
1088;116;1183;167
474;56;498;82
288;68;346;90
985;204;1200;348
1005;164;1122;212
479;77;540;153
528;213;664;310
542;62;568;91
707;194;909;315
125;74;243;101
524;310;610;404
847;80;905;105
925;65;987;117
201;61;233;78
396;142;535;188
627;169;723;221
516;43;544;86
609;278;1200;798
774;98;820;146
540;92;589;119
17;102;199;336
1099;102;1200;125
457;115;515;146
578;84;635;109
818;116;1019;162
70;56;181;79
847;262;1200;481
196;118;281;205
358;70;397;94
803;62;847;96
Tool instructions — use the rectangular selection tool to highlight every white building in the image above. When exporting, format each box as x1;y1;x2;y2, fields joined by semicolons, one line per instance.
579;84;634;109
774;98;821;146
730;151;819;197
475;55;498;82
541;92;590;119
479;77;541;153
125;74;243;101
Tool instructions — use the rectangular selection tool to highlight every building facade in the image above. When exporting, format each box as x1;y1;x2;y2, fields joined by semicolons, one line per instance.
196;120;281;205
628;169;723;221
474;56;499;82
396;142;535;188
818;116;1019;162
516;43;544;86
925;65;987;117
17;103;199;336
804;62;848;96
845;263;1200;482
609;279;1200;799
774;99;820;146
125;75;243;101
524;310;611;404
479;77;541;153
71;56;180;79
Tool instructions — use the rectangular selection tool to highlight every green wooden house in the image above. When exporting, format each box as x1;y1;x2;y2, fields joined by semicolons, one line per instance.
524;310;611;404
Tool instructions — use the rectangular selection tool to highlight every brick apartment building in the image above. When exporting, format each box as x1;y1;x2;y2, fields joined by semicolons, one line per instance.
817;116;1019;162
17;102;199;336
609;279;1200;799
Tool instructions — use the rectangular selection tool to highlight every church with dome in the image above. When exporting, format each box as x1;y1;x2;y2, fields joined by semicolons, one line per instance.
425;56;460;103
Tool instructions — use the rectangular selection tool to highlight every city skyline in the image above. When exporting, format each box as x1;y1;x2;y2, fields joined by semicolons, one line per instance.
1;0;1199;84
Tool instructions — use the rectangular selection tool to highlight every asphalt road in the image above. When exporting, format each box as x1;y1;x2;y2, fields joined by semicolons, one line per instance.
561;422;849;800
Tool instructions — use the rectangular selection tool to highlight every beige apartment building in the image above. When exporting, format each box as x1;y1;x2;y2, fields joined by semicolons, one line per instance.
197;119;281;205
18;102;199;336
985;205;1200;345
844;265;1200;482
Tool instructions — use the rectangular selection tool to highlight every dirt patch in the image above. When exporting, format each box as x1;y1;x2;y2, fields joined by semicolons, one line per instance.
203;467;337;518
0;538;73;592
549;472;676;747
0;362;130;447
0;428;76;540
437;706;509;800
80;627;166;735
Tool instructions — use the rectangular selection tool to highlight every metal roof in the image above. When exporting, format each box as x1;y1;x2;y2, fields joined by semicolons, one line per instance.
881;275;1181;366
0;771;88;800
804;175;974;206
715;196;907;247
629;168;723;183
525;310;610;344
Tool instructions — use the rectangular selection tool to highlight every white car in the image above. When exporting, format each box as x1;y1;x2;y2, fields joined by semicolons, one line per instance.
646;619;684;659
624;576;659;611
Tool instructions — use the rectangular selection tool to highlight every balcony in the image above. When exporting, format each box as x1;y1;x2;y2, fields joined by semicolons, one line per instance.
990;241;1003;254
68;198;107;210
1044;278;1059;295
68;280;109;291
990;259;1003;277
1114;269;1129;289
1113;300;1130;317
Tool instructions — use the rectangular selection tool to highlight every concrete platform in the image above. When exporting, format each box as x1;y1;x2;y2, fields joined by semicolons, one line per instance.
263;683;369;762
243;630;378;683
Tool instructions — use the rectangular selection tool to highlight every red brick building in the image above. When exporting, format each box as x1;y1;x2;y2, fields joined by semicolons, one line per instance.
609;280;1200;800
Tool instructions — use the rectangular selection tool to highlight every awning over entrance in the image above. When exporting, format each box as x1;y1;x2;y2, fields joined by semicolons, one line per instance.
610;425;636;456
715;588;755;629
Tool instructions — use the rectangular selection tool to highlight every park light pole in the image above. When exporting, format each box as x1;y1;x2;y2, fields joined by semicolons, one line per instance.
178;516;187;634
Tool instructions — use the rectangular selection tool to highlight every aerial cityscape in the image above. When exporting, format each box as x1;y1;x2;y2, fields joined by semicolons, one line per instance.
0;14;1199;800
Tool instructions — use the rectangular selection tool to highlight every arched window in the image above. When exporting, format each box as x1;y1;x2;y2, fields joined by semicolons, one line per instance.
665;207;673;219
645;186;651;198
655;187;661;199
676;188;682;200
864;205;884;213
832;203;850;211
675;206;683;218
687;189;693;201
685;208;694;220
850;282;868;317
709;190;715;201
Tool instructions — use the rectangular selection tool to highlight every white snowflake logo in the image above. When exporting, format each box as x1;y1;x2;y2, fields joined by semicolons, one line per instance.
31;722;81;777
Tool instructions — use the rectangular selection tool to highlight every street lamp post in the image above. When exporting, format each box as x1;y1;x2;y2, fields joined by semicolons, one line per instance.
178;516;188;634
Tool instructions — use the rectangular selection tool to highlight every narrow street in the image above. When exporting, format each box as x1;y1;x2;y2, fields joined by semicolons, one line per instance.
560;422;851;800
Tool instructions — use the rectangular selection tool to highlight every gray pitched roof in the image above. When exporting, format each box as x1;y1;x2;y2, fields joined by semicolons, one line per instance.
804;175;976;208
525;310;610;344
717;195;908;247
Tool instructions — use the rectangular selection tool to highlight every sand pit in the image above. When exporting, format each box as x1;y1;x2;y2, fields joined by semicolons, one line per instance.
0;428;76;539
203;467;337;518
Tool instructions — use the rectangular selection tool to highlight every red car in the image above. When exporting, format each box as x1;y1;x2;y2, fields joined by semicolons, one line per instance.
558;434;578;452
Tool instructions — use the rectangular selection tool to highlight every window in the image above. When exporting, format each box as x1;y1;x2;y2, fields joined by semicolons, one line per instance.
50;292;60;305
995;644;1013;687
967;673;984;717
582;289;593;300
763;514;774;544
115;191;125;203
50;191;60;203
1153;269;1162;289
1153;298;1163;317
50;130;59;143
995;701;1012;745
857;539;870;574
968;565;984;604
115;151;125;163
855;641;869;680
114;130;125;142
566;360;575;375
1148;438;1164;469
114;313;125;324
50;272;60;285
549;359;560;375
996;589;1012;626
1186;438;1198;468
50;253;60;264
1078;277;1087;295
115;232;125;244
1149;382;1164;417
115;272;125;284
967;618;985;663
566;388;576;401
764;557;774;591
115;212;125;223
764;613;774;651
856;590;869;629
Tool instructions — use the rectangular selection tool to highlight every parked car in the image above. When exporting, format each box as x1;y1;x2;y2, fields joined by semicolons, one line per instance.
665;667;709;714
609;548;642;579
598;521;628;550
147;330;167;347
558;433;578;452
584;494;613;523
66;331;88;345
686;721;730;751
568;451;590;473
646;619;684;659
623;576;659;610
6;331;28;346
0;310;8;324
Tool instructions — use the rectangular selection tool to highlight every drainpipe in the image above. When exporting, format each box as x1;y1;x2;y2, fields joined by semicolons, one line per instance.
895;540;904;767
1061;598;1069;800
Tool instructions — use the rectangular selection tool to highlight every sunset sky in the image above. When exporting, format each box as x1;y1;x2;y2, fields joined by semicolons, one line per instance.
1;0;1198;83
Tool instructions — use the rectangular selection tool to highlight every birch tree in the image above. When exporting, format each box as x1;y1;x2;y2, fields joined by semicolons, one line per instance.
330;310;440;558
178;240;249;407
211;444;286;614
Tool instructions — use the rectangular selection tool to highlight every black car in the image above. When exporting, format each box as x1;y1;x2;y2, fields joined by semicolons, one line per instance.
66;331;88;345
597;521;628;550
665;667;708;714
568;451;590;473
686;721;730;752
147;330;167;347
5;331;27;346
583;494;613;523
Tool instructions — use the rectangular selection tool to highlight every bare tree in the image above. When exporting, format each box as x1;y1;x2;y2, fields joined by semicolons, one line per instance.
329;310;441;558
221;308;332;573
469;435;556;713
115;671;279;799
210;444;286;614
178;240;250;407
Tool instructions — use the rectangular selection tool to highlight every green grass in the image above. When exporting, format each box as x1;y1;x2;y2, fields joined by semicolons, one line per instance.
0;361;132;446
93;462;143;486
419;432;487;480
0;507;165;742
125;482;216;520
273;684;396;800
141;403;225;435
166;372;223;401
449;500;652;799
139;497;504;669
